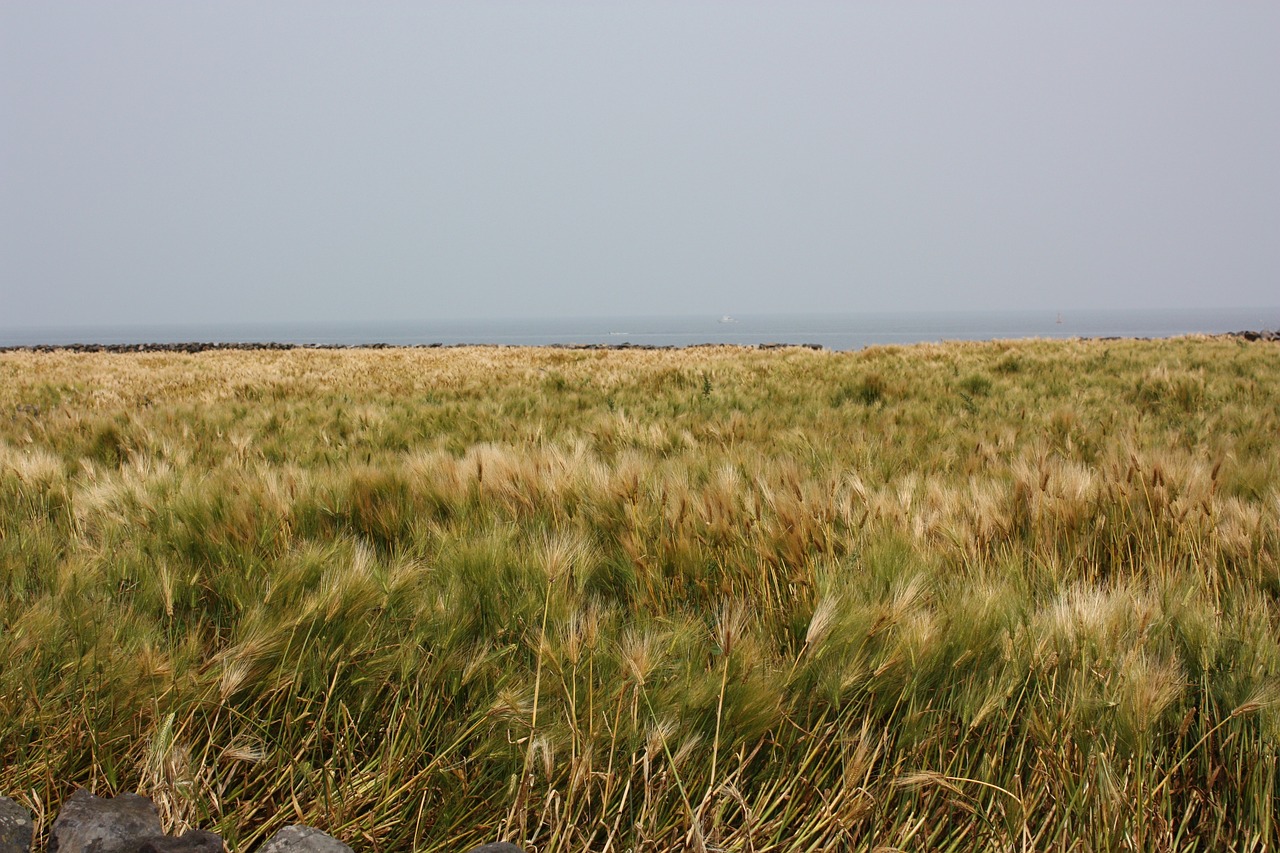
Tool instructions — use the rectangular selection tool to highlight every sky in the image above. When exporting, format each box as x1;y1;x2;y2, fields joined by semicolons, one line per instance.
2;3;1278;328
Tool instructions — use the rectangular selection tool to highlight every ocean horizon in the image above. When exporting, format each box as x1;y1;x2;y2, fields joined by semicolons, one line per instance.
3;307;1277;352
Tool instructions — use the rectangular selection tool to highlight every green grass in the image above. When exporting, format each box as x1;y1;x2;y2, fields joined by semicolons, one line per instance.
1;337;1278;851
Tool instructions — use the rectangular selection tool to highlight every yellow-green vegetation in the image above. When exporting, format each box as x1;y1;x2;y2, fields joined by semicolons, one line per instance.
2;337;1279;851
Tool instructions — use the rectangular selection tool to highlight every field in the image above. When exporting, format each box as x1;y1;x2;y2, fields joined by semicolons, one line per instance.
2;337;1279;852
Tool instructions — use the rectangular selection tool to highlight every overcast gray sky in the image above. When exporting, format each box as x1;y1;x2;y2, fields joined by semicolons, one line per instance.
3;3;1278;327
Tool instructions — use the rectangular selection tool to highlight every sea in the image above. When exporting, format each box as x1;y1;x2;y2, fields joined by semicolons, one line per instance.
2;307;1276;352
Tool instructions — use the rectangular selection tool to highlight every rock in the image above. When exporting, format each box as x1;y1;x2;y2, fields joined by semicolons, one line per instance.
256;826;351;853
0;796;33;853
49;790;163;853
136;830;225;853
465;844;526;853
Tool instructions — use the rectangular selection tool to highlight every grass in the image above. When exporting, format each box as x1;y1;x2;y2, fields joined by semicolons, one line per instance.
0;336;1278;851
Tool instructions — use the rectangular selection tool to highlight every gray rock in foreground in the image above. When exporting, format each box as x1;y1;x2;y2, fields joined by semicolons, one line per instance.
465;844;526;853
0;796;34;853
136;829;225;853
50;790;164;853
257;826;351;853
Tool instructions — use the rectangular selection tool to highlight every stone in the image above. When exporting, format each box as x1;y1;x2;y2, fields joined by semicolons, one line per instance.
49;790;163;853
136;829;225;853
256;826;351;853
0;796;34;853
465;844;526;853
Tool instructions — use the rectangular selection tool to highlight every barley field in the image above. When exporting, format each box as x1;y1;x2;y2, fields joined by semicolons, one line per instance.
2;337;1279;851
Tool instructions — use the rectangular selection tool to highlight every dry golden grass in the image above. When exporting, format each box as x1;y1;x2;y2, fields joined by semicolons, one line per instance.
1;336;1279;851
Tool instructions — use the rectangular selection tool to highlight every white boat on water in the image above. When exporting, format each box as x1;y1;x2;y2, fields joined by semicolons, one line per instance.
719;315;738;324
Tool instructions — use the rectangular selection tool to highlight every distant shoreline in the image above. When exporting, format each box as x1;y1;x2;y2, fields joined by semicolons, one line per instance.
1;330;1277;354
2;341;825;354
4;309;1276;352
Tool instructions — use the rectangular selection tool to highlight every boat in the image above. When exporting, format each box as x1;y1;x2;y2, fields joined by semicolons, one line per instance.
719;315;738;324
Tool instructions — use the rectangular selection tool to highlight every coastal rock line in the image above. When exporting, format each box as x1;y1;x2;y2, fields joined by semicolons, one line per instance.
1;330;1277;355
